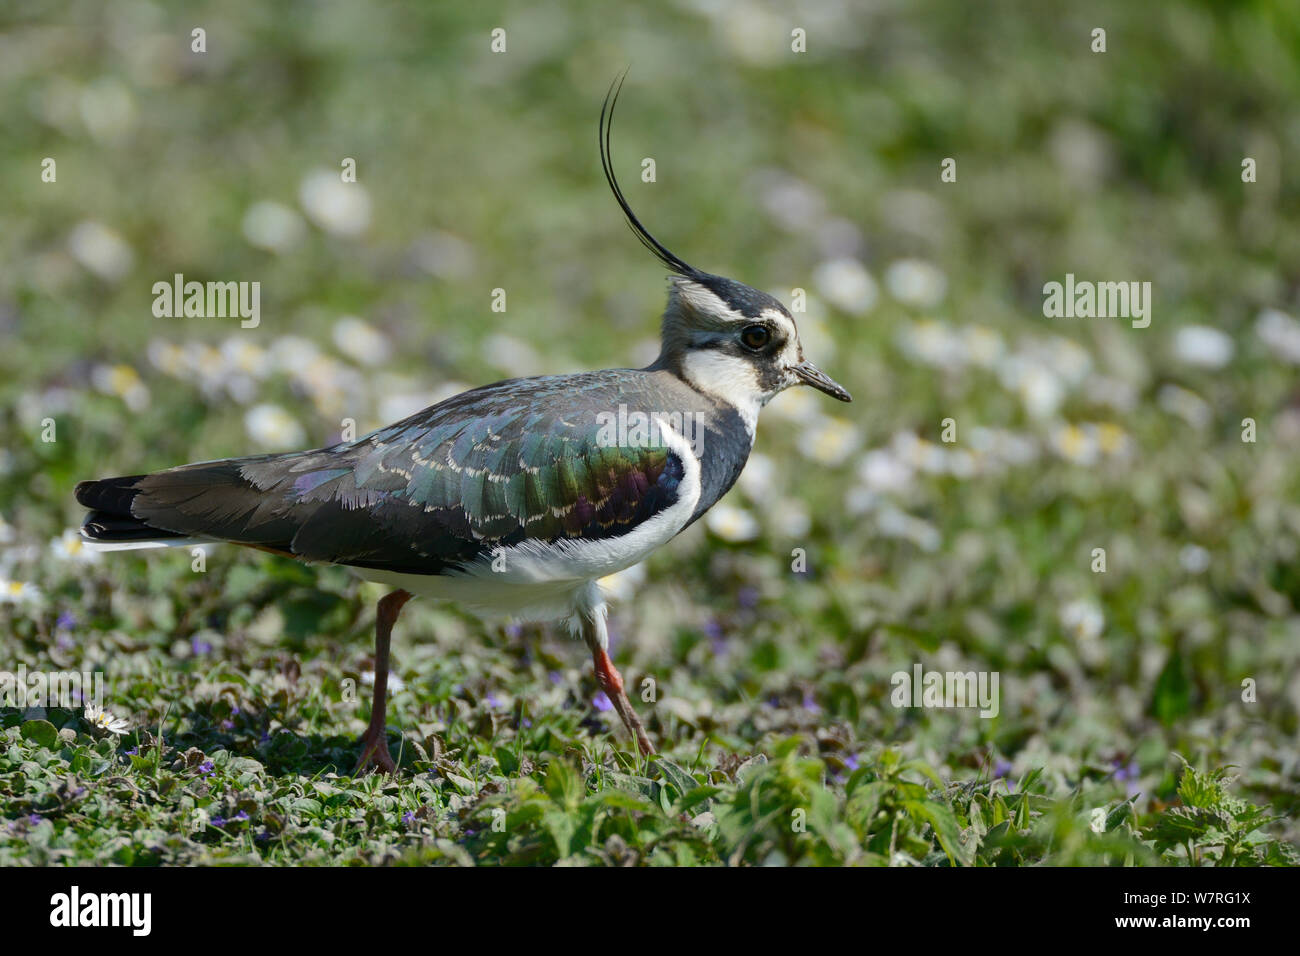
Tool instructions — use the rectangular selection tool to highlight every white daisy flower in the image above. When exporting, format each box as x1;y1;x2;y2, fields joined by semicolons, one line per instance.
736;452;776;501
1255;308;1300;364
705;503;761;543
771;502;811;538
1179;545;1211;574
884;259;947;308
1017;364;1067;419
875;506;941;552
220;337;272;379
244;404;306;450
146;339;187;377
299;169;371;237
1048;424;1099;466
483;333;545;377
333;316;391;367
0;579;42;605
91;363;150;412
1060;599;1104;642
1157;384;1212;430
857;449;913;494
963;325;1006;368
268;335;323;372
84;702;130;735
410;231;476;280
766;386;823;425
898;319;967;369
50;528;100;565
812;257;878;316
241;200;306;254
797;416;862;467
361;671;405;693
1173;325;1234;368
67;221;134;281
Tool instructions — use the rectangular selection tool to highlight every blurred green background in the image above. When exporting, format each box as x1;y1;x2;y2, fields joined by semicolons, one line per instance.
1;0;1299;864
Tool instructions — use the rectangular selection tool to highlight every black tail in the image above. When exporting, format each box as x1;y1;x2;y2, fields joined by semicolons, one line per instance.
75;475;187;543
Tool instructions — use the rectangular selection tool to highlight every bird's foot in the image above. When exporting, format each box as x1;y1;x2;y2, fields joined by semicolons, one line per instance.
593;648;656;756
353;726;397;775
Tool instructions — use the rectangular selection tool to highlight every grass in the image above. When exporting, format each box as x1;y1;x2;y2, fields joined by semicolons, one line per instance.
2;0;1299;865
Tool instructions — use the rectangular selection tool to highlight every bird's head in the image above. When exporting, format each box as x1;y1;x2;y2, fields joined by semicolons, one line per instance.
600;75;852;416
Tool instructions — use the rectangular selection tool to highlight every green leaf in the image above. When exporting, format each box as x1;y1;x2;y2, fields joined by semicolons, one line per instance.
602;770;655;800
1147;806;1216;851
20;719;58;749
653;757;700;802
674;785;721;813
1152;651;1191;725
905;799;974;866
542;807;576;858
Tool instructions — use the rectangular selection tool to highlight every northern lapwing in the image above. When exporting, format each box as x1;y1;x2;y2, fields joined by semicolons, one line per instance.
74;76;852;772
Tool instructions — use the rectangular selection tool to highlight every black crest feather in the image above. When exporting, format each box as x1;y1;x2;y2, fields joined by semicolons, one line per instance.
600;71;701;279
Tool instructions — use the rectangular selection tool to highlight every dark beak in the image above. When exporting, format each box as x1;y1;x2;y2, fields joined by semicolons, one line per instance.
792;362;852;402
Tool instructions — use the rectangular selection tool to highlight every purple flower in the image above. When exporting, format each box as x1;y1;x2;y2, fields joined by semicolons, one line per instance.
28;814;42;825
234;810;249;821
737;587;760;610
485;692;502;710
56;611;78;630
992;758;1013;779
504;623;523;640
548;671;563;686
402;811;415;825
211;815;226;826
125;747;138;756
198;760;215;775
593;692;613;713
1113;759;1140;797
704;618;728;654
1113;759;1138;782
843;753;860;771
802;691;820;713
191;635;213;655
220;720;234;731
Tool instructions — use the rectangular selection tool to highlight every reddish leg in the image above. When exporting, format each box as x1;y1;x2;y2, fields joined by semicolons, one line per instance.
581;611;655;755
354;589;411;775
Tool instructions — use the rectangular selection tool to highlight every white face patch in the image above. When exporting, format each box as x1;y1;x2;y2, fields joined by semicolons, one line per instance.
676;281;748;325
759;306;798;341
679;349;764;435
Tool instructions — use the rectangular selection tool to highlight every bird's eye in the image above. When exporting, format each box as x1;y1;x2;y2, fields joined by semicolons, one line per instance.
740;325;770;350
